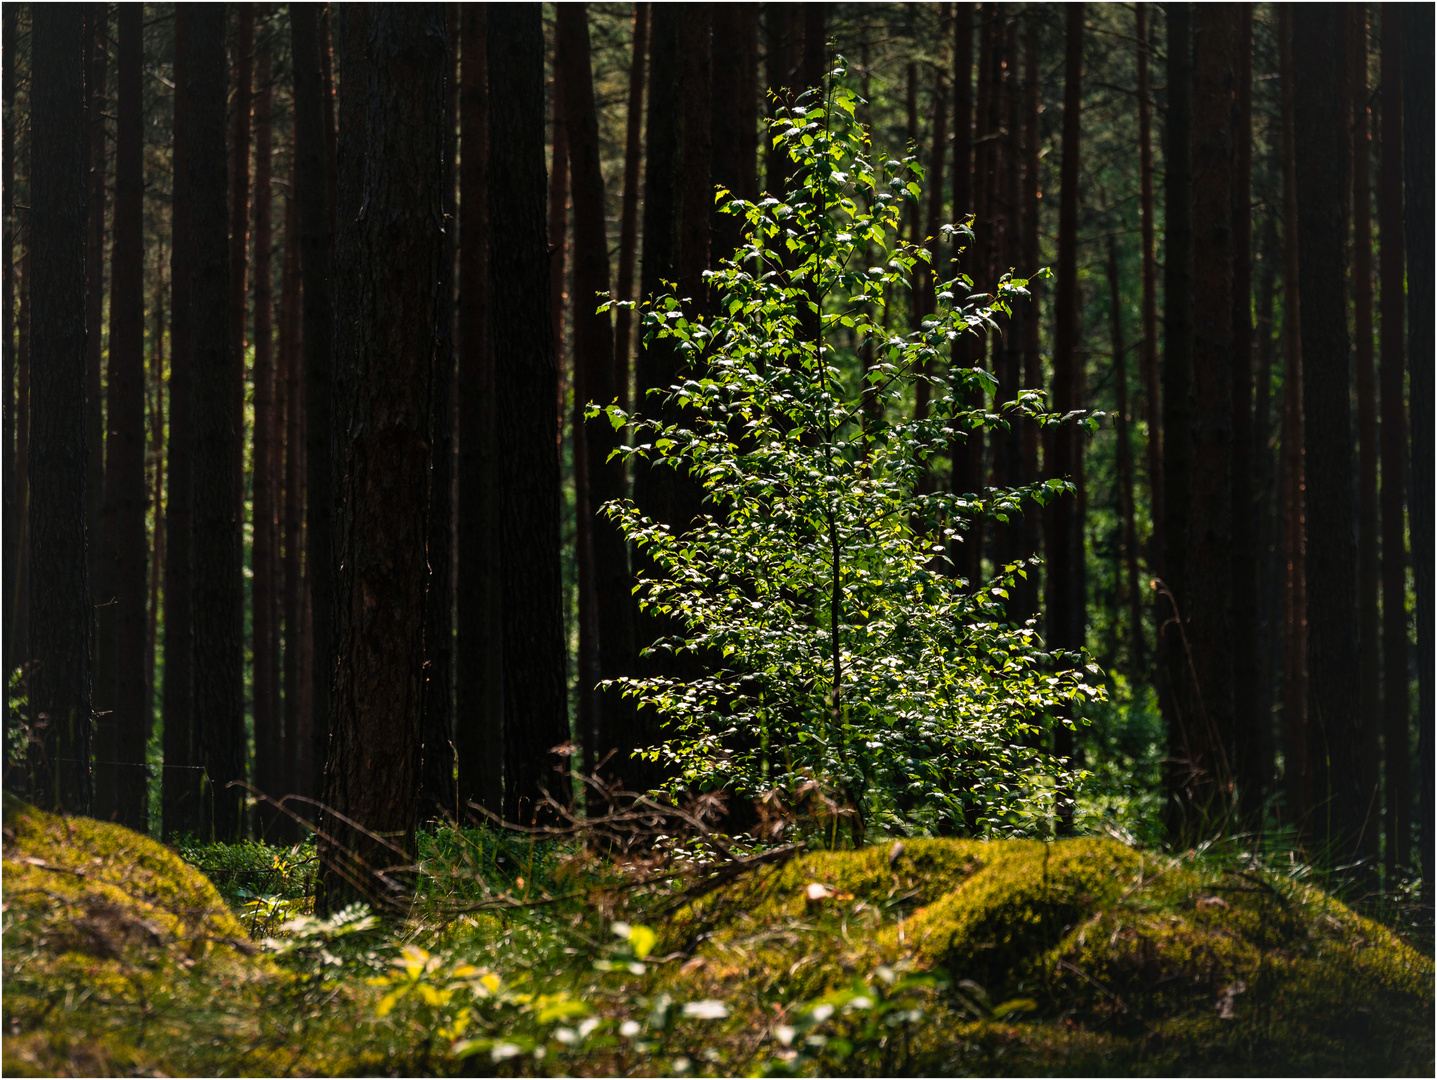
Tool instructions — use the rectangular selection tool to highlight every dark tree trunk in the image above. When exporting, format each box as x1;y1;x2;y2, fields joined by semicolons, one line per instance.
548;61;569;402
456;3;501;816
712;4;757;267
1107;237;1143;678
94;3;148;830
84;4;106;599
1017;11;1042;624
1295;3;1360;858
1229;4;1264;820
1278;4;1310;833
292;2;337;805
951;2;976;574
1047;5;1084;823
764;3;801;196
560;5;637;803
1136;2;1162;584
1184;4;1237;815
420;2;460;824
680;6;713;315
190;5;244;842
321;3;445;912
252;23;280;837
916;28;948;441
162;5;199;839
146;260;165;750
1253;219;1279;798
280;167;306;828
1378;2;1410;875
3;5;17;680
489;4;570;823
1401;2;1434;888
1349;3;1381;864
28;5;92;816
1161;1;1196;837
613;4;649;414
230;5;253;559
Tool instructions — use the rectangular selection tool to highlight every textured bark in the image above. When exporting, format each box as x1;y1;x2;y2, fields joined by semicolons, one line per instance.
321;3;444;911
613;4;649;415
1295;3;1360;858
1348;3;1381;862
293;2;337;804
1107;237;1142;678
712;4;757;268
3;5;16;679
1378;3;1409;874
560;4;637;799
419;1;459;824
1017;14;1041;623
916;25;948;438
162;6;199;839
548;61;569;405
83;4;106;599
1184;4;1237;814
455;3;500;816
190;5;245;842
229;5;253;554
951;4;975;557
279;167;306;827
28;5;92;816
146;260;165;748
1401;2;1435;887
1161;2;1196;836
1278;4;1310;832
764;4;801;197
1136;2;1162;582
489;4;570;822
94;3;148;830
1046;4;1083;827
252;25;280;837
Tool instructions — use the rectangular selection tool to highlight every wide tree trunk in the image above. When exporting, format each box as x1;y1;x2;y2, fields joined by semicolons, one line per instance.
1294;3;1360;859
94;3;148;830
190;5;245;842
279;167;306;832
1378;1;1410;875
455;3;501;816
83;4;106;599
320;2;445;911
1401;2;1435;889
489;4;570;822
162;6;199;840
28;5;92;815
293;2;337;805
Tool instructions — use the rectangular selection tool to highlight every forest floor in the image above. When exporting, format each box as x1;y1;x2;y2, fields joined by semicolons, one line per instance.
2;795;1433;1077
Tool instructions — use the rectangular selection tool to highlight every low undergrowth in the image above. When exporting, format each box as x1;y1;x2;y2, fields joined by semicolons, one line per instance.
3;796;1432;1077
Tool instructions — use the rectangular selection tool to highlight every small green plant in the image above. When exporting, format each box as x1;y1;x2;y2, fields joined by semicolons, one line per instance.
597;65;1096;837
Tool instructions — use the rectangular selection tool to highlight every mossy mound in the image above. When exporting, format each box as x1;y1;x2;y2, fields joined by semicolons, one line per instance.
665;836;1434;1075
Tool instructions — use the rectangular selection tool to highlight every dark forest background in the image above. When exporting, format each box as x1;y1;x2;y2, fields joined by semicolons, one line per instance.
4;2;1433;905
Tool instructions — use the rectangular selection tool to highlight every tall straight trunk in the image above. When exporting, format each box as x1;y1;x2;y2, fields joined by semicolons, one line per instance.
1108;237;1142;677
162;6;198;839
801;3;824;93
1047;3;1083;826
190;5;244;842
548;62;569;411
3;5;17;679
1349;2;1381;861
1230;4;1263;820
712;4;758;267
916;28;948;438
1253;219;1279;796
321;3;444;911
280;168;305;824
1136;2;1162;581
1184;4;1237;815
489;4;570;823
1378;2;1409;874
1401;2;1435;888
456;4;500;815
680;7;713;313
94;3;148;830
252;23;280;836
764;4;801;196
613;4;648;414
951;2;976;571
1161;2;1195;837
146;260;165;744
560;3;637;804
1295;3;1360;858
292;2;336;804
14;248;28;673
230;5;253;559
1017;13;1041;623
1278;3;1310;832
420;2;459;823
84;4;106;597
28;6;92;815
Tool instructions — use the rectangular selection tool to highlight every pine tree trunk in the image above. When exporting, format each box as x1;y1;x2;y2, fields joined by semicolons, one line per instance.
94;3;148;830
489;4;570;823
613;4;649;415
456;3;501;816
28;5;92;816
1108;237;1143;678
190;5;245;842
229;5;253;572
162;6;199;840
279;165;305;829
1295;3;1360;858
1378;2;1410;875
3;5;17;680
1136;2;1163;584
83;4;106;599
1017;12;1042;624
251;22;280;838
321;3;445;912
